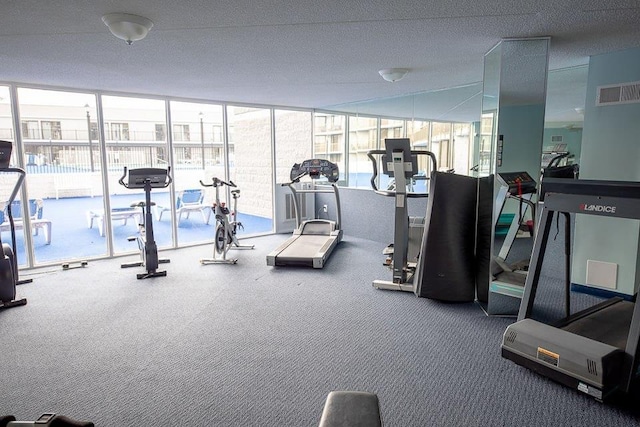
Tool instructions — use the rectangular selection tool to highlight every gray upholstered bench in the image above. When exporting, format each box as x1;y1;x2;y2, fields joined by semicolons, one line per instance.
318;391;382;427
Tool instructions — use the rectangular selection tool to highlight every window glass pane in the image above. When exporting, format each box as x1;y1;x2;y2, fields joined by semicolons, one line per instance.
227;106;273;235
273;109;312;232
379;118;405;189
169;101;224;245
16;87;104;264
380;118;404;141
275;109;312;183
453;123;472;175
313;113;345;182
431;121;453;171
0;86;15;147
348;115;377;188
101;95;171;255
478;113;495;176
407;120;431;193
0;86;29;269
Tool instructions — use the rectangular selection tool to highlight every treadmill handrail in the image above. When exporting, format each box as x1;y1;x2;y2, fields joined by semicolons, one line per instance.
199;177;236;188
367;149;436;198
517;179;640;394
286;182;341;232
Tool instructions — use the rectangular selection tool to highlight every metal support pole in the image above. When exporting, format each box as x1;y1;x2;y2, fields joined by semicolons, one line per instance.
85;105;95;172
199;112;205;170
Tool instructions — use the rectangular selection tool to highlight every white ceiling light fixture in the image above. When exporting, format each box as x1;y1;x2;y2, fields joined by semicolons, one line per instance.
379;68;409;82
102;13;154;45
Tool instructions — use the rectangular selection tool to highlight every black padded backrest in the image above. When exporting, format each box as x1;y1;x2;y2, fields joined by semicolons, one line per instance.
474;175;495;303
414;172;480;302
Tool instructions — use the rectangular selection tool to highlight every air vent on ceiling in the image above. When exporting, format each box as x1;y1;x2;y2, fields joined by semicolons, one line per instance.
596;81;640;106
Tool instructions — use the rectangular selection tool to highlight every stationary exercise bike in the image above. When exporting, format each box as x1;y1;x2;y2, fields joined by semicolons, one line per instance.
0;140;29;311
199;177;254;264
119;167;172;279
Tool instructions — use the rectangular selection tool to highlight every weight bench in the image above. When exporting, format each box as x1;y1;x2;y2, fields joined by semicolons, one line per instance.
318;391;383;427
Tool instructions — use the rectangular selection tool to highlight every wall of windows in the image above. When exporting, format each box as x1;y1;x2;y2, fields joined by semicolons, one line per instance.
0;85;281;269
0;81;473;270
168;101;225;245
348;116;378;188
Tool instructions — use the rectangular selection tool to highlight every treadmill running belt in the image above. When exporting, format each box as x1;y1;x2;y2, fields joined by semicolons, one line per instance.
561;300;634;349
275;235;336;266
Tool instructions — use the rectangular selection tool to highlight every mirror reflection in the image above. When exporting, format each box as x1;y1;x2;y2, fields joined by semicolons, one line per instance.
479;37;551;316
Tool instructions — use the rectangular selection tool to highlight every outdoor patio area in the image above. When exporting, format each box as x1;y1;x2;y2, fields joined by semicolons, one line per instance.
3;192;272;266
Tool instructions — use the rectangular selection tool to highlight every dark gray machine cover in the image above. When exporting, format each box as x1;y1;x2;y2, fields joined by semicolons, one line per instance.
475;175;494;303
414;172;480;302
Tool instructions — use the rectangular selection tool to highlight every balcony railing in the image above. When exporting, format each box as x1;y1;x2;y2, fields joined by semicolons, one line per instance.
20;142;225;174
0;128;224;144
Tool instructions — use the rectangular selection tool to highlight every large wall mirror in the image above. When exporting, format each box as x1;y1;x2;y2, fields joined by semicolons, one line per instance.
478;37;551;316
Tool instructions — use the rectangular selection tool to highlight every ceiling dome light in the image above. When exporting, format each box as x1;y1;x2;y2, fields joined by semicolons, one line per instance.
379;68;409;82
102;13;153;45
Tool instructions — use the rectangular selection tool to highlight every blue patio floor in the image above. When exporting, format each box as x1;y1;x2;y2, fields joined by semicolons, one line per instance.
3;192;273;266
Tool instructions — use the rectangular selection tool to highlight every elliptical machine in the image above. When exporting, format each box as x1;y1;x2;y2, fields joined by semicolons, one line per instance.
199;177;254;264
0;140;28;311
119;167;172;279
367;138;436;292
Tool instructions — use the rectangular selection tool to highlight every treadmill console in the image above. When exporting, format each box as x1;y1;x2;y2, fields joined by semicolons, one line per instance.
127;168;171;189
497;171;537;195
382;138;418;179
290;159;339;183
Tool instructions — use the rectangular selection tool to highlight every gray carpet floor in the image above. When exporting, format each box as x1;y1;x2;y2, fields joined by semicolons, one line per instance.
1;233;639;426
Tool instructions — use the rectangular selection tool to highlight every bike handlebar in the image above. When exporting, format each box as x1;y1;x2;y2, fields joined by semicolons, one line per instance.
199;177;236;188
118;166;128;186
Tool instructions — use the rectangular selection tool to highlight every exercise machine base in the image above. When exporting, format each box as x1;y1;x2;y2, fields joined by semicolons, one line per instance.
0;297;27;310
121;258;170;280
0;412;94;426
200;258;238;265
62;261;88;270
136;270;168;280
373;279;414;293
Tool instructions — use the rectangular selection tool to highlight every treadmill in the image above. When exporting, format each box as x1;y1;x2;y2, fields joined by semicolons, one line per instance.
502;178;640;401
490;171;537;299
267;159;342;269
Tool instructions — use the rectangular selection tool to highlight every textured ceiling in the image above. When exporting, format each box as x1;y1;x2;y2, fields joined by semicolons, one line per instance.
0;1;638;123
